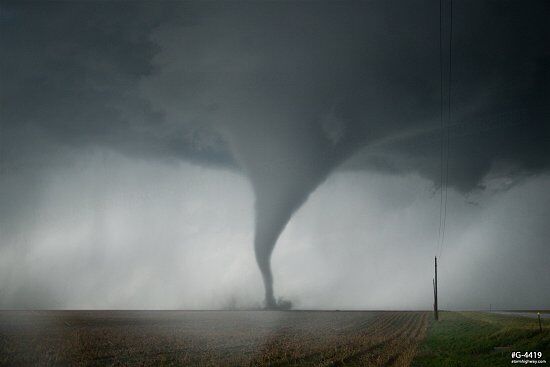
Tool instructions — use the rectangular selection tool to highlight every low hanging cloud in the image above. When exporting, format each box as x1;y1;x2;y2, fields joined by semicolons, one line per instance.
1;153;548;309
0;1;548;308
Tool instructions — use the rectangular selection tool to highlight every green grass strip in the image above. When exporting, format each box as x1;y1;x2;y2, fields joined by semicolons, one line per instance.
412;312;550;367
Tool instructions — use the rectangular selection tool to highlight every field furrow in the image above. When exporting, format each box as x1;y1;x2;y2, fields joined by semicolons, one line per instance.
0;311;430;366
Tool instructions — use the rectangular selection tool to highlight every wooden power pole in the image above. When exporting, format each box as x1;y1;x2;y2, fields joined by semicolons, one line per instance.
433;256;439;321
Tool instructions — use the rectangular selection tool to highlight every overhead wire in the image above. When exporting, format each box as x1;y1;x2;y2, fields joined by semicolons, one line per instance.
437;0;452;260
437;0;444;258
439;0;452;260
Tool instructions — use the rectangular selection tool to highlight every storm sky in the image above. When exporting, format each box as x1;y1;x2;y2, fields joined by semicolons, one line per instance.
0;1;549;309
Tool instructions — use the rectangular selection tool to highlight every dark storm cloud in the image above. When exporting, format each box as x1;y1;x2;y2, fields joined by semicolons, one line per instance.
0;1;232;170
3;1;547;181
1;1;548;307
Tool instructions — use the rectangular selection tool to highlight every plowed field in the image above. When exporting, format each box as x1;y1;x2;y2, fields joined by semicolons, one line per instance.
0;311;428;366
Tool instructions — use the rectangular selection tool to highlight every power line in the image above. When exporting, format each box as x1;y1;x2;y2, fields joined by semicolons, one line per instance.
437;0;452;260
440;0;452;260
436;0;444;254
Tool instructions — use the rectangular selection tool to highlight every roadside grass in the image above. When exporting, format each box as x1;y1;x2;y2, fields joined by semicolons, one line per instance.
412;312;550;367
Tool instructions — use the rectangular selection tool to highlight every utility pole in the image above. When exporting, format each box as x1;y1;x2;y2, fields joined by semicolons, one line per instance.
433;256;439;321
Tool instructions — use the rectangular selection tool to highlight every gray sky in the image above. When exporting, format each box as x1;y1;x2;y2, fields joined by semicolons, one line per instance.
0;1;549;309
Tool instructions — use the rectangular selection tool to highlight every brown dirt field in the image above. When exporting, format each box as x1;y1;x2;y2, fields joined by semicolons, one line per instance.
0;310;428;366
